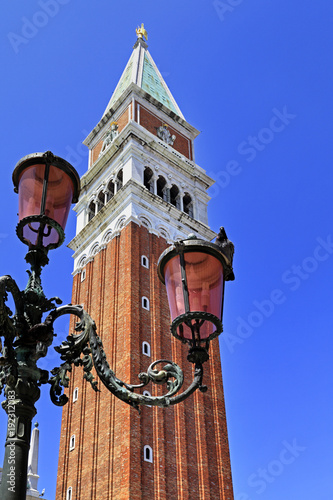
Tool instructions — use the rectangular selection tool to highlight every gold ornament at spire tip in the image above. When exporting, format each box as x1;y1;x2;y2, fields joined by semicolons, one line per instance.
136;23;148;41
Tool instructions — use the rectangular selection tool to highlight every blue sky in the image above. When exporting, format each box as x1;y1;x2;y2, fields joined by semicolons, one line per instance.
0;1;332;499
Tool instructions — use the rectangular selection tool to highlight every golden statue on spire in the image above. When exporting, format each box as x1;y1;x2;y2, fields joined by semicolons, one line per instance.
136;23;148;41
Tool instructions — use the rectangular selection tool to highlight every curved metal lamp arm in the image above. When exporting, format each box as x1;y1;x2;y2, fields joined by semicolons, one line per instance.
168;362;207;406
46;305;98;406
0;275;25;392
47;305;206;411
0;275;24;331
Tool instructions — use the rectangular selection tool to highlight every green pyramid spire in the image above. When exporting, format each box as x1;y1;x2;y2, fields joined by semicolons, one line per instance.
103;30;184;118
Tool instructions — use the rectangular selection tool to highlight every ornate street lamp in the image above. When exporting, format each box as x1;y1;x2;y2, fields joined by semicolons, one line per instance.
13;150;80;252
157;233;235;364
0;152;235;500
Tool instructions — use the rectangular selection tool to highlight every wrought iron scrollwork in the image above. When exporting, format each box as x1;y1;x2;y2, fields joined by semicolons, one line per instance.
48;305;206;411
0;267;209;413
0;276;24;393
46;305;98;406
0;287;205;411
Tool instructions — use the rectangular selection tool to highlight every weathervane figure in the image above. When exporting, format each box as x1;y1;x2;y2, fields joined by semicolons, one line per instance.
136;23;148;41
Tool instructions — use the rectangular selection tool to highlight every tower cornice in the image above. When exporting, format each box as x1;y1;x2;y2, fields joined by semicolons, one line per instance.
80;120;213;195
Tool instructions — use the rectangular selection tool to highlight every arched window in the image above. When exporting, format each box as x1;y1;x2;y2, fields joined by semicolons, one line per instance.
73;387;79;402
157;175;168;201
144;445;153;463
69;435;75;451
106;180;115;202
183;193;193;217
80;269;86;282
142;341;151;357
97;191;104;212
142;296;150;311
88;201;96;222
116;169;123;190
66;487;72;500
141;255;149;268
144;167;154;193
170;184;180;209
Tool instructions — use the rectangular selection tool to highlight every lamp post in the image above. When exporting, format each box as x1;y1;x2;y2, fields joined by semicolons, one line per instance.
0;151;235;500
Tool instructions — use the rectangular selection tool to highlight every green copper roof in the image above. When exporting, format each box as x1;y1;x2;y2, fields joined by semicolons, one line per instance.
103;39;183;118
110;59;134;106
141;54;178;114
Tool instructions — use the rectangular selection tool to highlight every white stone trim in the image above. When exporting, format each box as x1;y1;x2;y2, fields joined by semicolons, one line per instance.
69;181;215;273
79;122;212;199
89;243;100;257
102;230;113;244
116;216;126;230
138;215;153;230
156;225;171;241
78;255;87;268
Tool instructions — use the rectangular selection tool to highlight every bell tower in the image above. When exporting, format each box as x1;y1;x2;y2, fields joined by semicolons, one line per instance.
56;26;234;500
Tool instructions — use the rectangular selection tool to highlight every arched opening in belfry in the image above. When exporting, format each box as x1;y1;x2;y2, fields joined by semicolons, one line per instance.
97;190;104;212
106;180;115;202
144;167;154;193
88;201;96;222
170;184;180;209
157;175;168;201
183;192;193;217
116;169;123;190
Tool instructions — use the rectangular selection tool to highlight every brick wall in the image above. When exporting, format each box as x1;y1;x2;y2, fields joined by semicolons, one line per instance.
138;104;193;160
56;222;233;500
91;105;131;165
